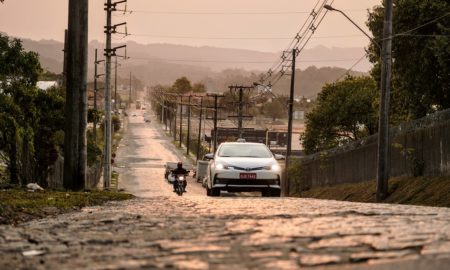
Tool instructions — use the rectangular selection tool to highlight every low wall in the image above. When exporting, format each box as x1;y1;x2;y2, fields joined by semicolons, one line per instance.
47;157;103;190
291;109;450;193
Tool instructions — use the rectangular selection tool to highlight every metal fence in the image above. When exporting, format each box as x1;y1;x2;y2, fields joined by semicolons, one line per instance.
291;109;450;193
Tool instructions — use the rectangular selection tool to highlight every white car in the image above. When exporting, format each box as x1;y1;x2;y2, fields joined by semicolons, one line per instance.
205;142;283;197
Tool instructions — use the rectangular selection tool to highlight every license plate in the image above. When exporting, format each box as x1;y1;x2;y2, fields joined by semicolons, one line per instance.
240;173;257;179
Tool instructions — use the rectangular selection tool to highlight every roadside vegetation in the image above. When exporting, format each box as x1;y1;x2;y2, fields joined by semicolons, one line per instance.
295;176;450;208
0;189;133;225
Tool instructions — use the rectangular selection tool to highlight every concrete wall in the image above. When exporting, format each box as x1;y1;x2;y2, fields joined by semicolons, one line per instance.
47;156;103;190
291;109;450;193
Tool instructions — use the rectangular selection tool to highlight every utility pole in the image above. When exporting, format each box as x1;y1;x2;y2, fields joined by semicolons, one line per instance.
63;29;68;88
173;97;178;141
376;0;393;201
103;0;127;189
93;49;104;143
238;87;244;138
114;56;118;111
196;96;203;161
128;72;132;108
179;96;183;147
63;0;88;190
213;95;218;152
186;95;191;156
228;86;253;139
285;48;298;196
161;98;165;127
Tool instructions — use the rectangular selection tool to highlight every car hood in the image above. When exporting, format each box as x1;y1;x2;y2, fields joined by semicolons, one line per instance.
216;157;275;168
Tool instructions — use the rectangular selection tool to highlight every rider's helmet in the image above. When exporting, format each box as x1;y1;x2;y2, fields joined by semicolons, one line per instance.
177;162;183;169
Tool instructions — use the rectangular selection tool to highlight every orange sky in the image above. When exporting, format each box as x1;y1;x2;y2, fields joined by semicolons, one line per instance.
0;0;381;52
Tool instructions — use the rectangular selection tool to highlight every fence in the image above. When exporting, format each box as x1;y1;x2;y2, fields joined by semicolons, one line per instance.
290;109;450;193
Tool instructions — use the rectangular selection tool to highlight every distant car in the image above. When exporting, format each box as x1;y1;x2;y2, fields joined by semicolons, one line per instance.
205;142;283;197
144;117;151;123
132;113;137;117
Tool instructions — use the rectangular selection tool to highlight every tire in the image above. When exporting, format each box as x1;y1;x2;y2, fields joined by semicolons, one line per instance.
262;189;281;197
176;185;183;196
261;189;271;197
270;189;281;197
210;188;220;197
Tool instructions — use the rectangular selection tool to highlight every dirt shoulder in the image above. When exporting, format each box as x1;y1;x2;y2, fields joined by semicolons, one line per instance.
295;176;450;207
0;189;133;225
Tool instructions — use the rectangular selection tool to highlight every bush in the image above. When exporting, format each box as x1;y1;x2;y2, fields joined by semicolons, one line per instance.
87;131;102;166
112;115;121;132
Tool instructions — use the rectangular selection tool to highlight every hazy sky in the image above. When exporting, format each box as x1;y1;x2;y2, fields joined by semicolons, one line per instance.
0;0;381;52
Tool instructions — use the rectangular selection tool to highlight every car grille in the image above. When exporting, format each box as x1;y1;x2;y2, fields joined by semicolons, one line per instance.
231;166;264;171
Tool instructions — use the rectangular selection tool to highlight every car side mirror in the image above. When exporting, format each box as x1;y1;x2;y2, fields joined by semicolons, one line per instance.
274;154;285;160
204;153;214;160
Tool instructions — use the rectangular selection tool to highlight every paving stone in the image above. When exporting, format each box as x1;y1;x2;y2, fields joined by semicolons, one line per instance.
1;197;450;269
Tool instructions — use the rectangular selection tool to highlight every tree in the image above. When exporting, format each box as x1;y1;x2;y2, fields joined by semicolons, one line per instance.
172;77;192;94
301;76;378;154
192;82;206;93
0;33;41;184
262;98;286;121
0;34;65;187
367;0;450;123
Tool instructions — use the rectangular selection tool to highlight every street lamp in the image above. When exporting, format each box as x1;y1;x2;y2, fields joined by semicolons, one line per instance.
324;5;381;50
324;3;393;200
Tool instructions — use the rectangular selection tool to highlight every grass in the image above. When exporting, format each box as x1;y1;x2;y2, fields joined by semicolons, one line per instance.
295;176;450;207
0;189;133;225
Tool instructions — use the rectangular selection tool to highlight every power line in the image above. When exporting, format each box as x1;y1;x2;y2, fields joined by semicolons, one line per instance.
336;53;368;81
128;56;365;64
128;33;365;40
394;12;450;36
117;9;366;15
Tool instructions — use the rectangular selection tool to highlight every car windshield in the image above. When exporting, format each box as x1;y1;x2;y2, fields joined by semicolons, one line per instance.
218;144;273;158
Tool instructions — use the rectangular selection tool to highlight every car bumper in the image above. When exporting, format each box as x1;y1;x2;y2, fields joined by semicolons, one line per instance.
212;177;281;192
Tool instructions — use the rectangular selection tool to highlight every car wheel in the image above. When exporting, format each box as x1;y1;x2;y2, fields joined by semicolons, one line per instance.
261;189;271;197
270;189;281;197
211;188;220;197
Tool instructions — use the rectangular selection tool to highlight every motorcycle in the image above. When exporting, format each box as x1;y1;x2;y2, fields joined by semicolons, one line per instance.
173;172;189;196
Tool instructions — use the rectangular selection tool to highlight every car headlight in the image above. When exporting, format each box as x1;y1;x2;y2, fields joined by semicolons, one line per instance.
264;164;280;171
271;164;280;171
215;163;224;170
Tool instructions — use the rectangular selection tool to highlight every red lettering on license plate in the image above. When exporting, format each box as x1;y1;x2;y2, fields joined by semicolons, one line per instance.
240;173;257;179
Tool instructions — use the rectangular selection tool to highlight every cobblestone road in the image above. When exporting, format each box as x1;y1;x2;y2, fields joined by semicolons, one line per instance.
1;111;450;269
1;197;450;269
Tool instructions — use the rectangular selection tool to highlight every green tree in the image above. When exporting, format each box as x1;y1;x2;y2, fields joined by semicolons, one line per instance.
262;98;286;121
192;82;206;93
172;76;192;94
367;0;450;122
0;34;41;183
301;76;378;154
0;34;65;186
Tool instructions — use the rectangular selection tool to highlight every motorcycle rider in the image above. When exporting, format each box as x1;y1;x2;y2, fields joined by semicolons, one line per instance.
171;162;188;192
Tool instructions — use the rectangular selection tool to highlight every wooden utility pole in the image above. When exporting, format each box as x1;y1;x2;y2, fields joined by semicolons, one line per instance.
285;48;298;196
114;56;118;110
228;86;254;139
128;72;132;108
64;0;88;190
173;97;178;141
103;0;113;189
186;95;192;156
63;29;68;87
179;96;183;147
376;0;393;201
196;97;203;162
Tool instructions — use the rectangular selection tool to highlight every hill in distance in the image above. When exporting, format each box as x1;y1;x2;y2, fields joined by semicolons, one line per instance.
18;36;369;98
